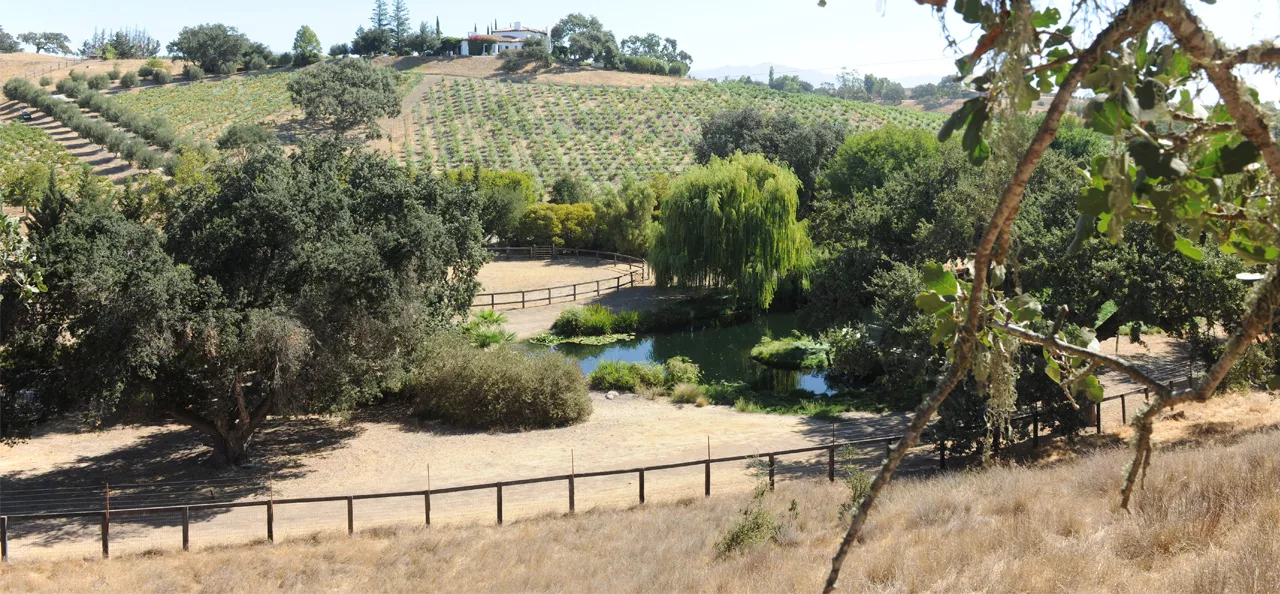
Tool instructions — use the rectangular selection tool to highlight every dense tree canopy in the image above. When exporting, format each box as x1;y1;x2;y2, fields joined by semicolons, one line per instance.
0;27;20;53
291;26;323;67
166;24;249;73
695;107;848;211
620;33;692;67
287;59;401;136
651;152;810;309
3;141;486;463
550;14;616;66
80;27;161;59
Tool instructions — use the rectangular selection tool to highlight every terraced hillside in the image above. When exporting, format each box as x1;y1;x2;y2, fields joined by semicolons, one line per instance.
411;77;947;186
0;120;87;186
111;71;426;142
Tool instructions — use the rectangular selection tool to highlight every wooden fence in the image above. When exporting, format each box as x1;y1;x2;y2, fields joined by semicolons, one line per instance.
0;386;1156;563
23;58;86;81
473;247;649;310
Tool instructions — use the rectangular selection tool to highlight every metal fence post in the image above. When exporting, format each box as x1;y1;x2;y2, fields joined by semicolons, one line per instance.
1096;401;1103;434
182;507;190;551
267;501;274;543
424;491;431;526
1;516;8;563
767;454;775;491
496;483;504;525
704;437;711;498
638;469;645;504
1032;404;1040;448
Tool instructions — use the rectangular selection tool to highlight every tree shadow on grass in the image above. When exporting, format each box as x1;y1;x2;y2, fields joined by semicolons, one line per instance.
1;417;361;546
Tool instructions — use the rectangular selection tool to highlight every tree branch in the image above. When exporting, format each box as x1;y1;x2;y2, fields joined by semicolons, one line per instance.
1227;44;1280;67
991;320;1173;397
821;3;1156;590
169;408;222;440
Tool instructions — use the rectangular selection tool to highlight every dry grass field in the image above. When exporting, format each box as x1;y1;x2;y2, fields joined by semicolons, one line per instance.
4;392;1278;593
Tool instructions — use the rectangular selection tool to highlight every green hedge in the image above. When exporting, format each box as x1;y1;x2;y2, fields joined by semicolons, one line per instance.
406;334;591;429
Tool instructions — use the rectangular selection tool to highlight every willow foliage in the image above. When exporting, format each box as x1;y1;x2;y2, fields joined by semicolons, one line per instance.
650;152;810;309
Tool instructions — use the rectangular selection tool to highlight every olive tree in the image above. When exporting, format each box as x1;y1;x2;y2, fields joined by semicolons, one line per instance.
5;140;485;464
287;58;401;137
165;24;249;73
822;0;1280;591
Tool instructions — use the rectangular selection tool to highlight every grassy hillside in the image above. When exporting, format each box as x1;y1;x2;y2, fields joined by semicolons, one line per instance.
411;77;946;187
5;416;1277;592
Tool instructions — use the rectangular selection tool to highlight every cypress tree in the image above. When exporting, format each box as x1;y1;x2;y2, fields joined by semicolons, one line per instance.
371;0;390;30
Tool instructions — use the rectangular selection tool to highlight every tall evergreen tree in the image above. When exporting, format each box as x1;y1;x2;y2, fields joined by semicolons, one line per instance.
436;17;441;35
392;0;411;48
371;0;390;30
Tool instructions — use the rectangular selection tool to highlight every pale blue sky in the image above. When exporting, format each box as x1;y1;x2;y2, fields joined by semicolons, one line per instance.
4;0;1278;98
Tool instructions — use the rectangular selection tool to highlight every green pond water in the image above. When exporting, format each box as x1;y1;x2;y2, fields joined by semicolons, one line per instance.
532;313;833;394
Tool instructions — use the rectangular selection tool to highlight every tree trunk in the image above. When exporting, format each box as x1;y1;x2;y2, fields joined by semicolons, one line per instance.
210;432;252;467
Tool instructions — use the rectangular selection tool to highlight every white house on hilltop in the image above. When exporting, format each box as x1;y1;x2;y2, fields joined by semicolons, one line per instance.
461;22;550;56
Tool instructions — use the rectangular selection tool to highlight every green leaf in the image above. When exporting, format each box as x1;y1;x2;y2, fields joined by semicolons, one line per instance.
937;98;977;143
1175;237;1205;261
953;0;988;23
915;292;950;314
1066;213;1096;255
1045;359;1062;383
968;138;991;166
922;263;959;296
1178;89;1195;114
930;314;957;346
1081;375;1105;403
962;99;990;154
1220;141;1260;175
1010;293;1042;323
1032;7;1061;27
1095;299;1118;327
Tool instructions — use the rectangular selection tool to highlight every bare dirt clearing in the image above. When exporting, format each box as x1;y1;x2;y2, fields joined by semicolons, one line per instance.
5;393;1278;593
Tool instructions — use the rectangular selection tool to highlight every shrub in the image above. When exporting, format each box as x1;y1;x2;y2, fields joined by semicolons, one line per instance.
184;64;205;81
86;74;111;91
588;360;663;391
670;382;705;404
151;69;172;84
38;76;51;87
407;334;591;429
246;55;268;71
551;308;585;337
119;71;138;89
108;66;122;81
613;310;640;333
275;52;294;68
750;334;830;370
216;122;278;150
513;202;596;248
715;506;778;557
663;356;701;387
470;326;516;348
68;70;86;83
217;62;236;76
580;304;614;335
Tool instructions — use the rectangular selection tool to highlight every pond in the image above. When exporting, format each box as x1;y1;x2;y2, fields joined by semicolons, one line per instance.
535;313;833;394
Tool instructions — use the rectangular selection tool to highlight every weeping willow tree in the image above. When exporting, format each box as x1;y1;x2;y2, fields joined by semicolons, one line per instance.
650;152;810;309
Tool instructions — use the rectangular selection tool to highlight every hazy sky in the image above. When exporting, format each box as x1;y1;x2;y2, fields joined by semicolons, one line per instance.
4;0;1278;98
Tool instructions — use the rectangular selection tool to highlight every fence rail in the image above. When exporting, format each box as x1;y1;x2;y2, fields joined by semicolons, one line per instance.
0;385;1157;563
23;58;86;81
472;246;648;310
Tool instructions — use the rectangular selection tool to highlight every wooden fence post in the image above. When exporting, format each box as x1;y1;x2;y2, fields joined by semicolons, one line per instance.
1121;393;1127;423
1096;401;1103;434
1144;387;1149;402
1;516;8;563
638;469;645;504
496;483;503;525
182;507;190;552
827;446;836;483
101;511;110;559
1032;404;1040;448
347;497;354;536
573;284;577;301
767;454;775;491
704;437;711;498
569;451;576;513
267;501;274;543
596;280;601;296
521;291;526;309
424;491;431;526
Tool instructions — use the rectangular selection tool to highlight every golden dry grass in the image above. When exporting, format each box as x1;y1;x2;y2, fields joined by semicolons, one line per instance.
6;416;1280;593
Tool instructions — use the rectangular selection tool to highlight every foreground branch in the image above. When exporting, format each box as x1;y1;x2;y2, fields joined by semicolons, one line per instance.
820;3;1153;590
992;321;1173;398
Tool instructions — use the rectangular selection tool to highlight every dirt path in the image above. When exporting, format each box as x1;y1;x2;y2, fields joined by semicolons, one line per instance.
375;74;442;158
